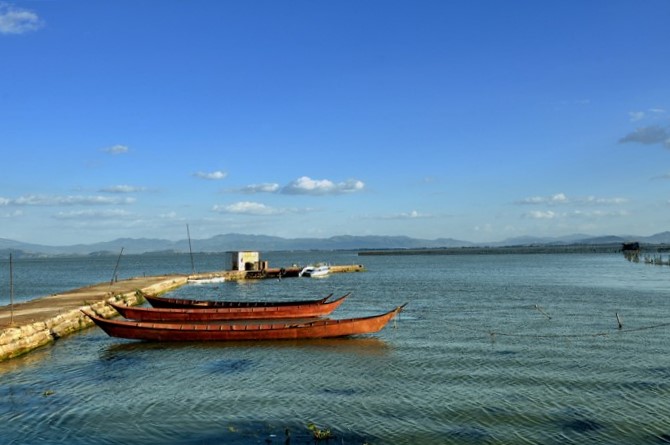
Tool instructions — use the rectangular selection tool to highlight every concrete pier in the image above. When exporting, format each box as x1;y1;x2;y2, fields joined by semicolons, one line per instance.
0;263;365;362
0;275;187;362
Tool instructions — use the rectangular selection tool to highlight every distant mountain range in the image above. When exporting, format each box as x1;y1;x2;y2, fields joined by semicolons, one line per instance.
1;232;669;257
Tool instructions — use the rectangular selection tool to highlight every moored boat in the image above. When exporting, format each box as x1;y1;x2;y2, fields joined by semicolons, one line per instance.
299;264;331;278
144;293;334;309
109;293;349;322
82;304;407;342
187;276;226;285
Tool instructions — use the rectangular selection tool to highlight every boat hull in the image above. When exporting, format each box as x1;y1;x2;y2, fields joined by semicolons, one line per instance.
82;304;406;342
299;265;330;278
187;277;226;285
110;294;348;321
144;293;333;309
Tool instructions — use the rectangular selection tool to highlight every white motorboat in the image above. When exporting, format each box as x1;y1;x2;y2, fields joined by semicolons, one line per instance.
187;276;226;285
299;264;330;278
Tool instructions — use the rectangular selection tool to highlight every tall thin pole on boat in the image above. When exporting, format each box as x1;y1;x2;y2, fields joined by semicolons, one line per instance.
187;224;195;274
9;253;14;325
110;247;124;286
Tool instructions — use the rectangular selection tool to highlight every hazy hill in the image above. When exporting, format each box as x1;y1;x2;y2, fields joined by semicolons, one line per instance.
0;231;668;257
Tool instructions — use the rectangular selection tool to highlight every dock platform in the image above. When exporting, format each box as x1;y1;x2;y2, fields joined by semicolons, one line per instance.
0;275;186;361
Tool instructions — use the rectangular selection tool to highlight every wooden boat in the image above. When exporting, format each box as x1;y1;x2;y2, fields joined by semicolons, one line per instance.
82;304;407;342
109;293;349;322
144;293;334;309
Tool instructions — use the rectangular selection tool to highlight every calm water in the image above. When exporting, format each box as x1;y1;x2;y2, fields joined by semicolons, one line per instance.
1;251;670;444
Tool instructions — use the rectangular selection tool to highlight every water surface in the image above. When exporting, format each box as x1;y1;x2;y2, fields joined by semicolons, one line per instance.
1;252;669;444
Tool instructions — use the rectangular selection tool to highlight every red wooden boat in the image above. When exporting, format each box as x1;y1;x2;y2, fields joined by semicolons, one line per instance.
144;293;335;309
109;293;349;322
82;304;407;342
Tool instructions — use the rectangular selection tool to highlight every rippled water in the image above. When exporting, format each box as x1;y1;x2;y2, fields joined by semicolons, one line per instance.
1;252;670;444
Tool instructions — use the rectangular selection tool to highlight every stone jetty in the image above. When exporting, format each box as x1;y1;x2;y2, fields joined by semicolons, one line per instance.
0;275;186;362
0;264;365;362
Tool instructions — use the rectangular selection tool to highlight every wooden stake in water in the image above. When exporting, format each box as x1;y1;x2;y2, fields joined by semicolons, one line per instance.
616;312;623;329
187;224;195;274
9;253;14;325
534;304;552;320
110;247;124;286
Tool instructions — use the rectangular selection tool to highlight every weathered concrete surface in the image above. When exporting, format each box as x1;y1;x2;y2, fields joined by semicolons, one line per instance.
0;275;188;361
330;264;365;273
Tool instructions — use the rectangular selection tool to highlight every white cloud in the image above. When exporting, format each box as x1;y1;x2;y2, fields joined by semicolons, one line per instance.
238;183;281;194
0;3;43;34
338;178;366;193
569;209;629;218
4;194;135;206
212;201;284;215
99;185;147;193
379;210;432;220
101;144;129;155
231;177;365;196
281;176;365;195
580;196;628;205
53;209;133;220
552;193;568;203
524;210;557;219
194;170;228;180
517;193;568;205
628;108;667;122
0;209;22;218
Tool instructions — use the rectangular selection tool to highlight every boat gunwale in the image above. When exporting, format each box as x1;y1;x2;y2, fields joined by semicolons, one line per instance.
144;293;334;309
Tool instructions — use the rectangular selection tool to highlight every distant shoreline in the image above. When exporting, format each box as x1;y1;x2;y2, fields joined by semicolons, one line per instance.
358;243;670;256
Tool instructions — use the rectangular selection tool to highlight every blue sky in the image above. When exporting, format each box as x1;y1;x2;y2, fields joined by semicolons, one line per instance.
1;0;669;246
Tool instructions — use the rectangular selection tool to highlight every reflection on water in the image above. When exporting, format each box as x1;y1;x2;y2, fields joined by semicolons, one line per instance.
100;336;390;358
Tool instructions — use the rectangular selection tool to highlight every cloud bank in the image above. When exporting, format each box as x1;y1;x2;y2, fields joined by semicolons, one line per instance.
517;192;629;221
